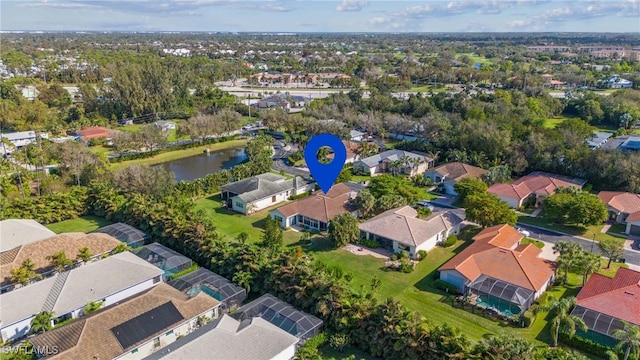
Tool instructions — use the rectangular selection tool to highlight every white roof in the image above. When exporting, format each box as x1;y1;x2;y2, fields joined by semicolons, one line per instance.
0;219;56;253
0;131;37;141
145;314;298;360
0;252;164;328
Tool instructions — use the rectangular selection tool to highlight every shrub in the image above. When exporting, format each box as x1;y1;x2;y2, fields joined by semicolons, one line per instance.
417;250;428;261
559;331;621;359
390;254;398;261
289;192;310;200
360;239;379;249
521;309;536;328
433;279;460;294
399;258;414;273
441;235;458;248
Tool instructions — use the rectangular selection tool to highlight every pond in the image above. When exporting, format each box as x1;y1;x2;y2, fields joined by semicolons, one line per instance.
154;147;247;182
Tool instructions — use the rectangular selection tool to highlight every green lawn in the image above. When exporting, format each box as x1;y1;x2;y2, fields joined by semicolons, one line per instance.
455;53;494;65
89;145;111;156
521;238;545;249
46;215;112;234
109;139;248;171
517;214;626;242
193;193;301;244
607;223;627;236
543;117;566;129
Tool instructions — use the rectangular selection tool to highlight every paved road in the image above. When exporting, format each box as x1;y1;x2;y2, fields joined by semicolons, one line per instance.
271;140;310;178
516;223;640;266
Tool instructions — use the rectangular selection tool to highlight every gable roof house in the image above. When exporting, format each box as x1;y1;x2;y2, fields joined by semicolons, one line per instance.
269;183;359;231
353;149;433;177
76;126;114;142
571;267;640;339
424;162;489;195
153;120;176;131
359;206;466;259
602;75;633;89
144;314;298;360
0;252;164;342
30;283;220;360
598;191;640;235
220;173;314;215
439;225;556;315
488;171;586;209
0;232;120;291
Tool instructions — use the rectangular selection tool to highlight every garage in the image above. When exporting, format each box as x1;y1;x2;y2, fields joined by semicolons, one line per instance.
630;224;640;236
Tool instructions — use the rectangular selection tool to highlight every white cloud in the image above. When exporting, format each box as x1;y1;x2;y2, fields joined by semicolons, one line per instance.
336;0;368;12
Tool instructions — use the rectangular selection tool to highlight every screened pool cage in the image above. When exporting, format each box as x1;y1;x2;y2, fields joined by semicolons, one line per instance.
168;268;247;312
133;243;192;280
93;222;149;248
571;306;626;338
467;275;535;316
231;293;323;344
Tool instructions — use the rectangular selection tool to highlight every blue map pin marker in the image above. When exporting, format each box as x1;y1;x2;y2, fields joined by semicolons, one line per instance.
304;134;346;194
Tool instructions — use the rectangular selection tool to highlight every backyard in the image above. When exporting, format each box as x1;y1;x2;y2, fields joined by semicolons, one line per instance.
46;215;113;233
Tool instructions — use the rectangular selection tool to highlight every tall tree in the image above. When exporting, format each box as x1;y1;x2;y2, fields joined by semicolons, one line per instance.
612;322;640;360
353;188;375;218
262;216;283;252
113;164;175;197
76;247;93;263
47;250;73;272
139;124;168;152
543;296;587;347
328;213;360;248
10;258;42;285
553;241;583;284
454;177;488;202
598;237;626;268
464;193;517;227
30;311;55;334
575;251;602;286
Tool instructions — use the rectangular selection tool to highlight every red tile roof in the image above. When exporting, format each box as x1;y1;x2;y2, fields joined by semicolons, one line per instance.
576;268;640;326
488;171;586;202
77;127;112;141
326;140;359;161
598;191;640;215
272;183;356;223
439;225;555;292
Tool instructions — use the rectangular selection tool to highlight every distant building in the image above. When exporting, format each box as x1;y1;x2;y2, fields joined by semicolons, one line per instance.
353;149;432;177
488;171;586;208
0;131;49;155
587;132;613;150
424;162;489;195
154;120;176;131
76;126;113;142
620;136;640;152
602;75;633;89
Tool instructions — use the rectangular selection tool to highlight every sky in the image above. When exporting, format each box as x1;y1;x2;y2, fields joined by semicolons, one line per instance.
1;0;639;33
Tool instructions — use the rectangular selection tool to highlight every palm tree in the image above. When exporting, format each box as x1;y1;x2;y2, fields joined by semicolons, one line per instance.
83;300;104;315
30;311;55;334
612;322;640;360
76;247;93;263
553;241;583;284
576;252;601;285
543;296;588;347
111;242;132;254
10;258;42;285
232;270;253;294
47;251;73;272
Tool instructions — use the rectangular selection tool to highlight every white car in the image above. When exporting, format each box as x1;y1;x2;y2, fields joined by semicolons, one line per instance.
515;227;531;238
416;201;435;211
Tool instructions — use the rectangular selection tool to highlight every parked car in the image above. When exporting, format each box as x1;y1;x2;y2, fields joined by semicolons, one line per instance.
515;227;531;238
416;201;435;211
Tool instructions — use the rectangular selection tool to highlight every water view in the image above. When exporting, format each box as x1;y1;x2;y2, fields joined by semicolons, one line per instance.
155;147;247;182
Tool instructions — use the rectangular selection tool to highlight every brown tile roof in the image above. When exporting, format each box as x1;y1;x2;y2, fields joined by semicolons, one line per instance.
627;211;640;222
598;191;640;214
0;233;120;286
77;126;113;140
358;206;465;247
439;224;555;292
273;183;357;223
576;268;640;326
31;283;220;359
488;171;586;202
326;140;359;161
431;162;488;182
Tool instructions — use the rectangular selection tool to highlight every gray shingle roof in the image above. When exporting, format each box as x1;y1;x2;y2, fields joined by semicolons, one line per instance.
0;219;56;253
357;149;426;168
0;252;164;329
144;314;298;360
220;173;312;203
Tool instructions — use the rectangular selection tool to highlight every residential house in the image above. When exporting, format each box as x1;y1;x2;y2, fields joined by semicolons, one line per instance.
220;173;314;215
0;131;49;154
439;224;556;315
76;126;113;142
0;219;56;254
0;252;164;342
424;162;489;195
1;232;120;291
598;191;640;235
359;206;465;259
30;283;220;360
256;95;291;111
269;183;359;230
571;267;640;339
587;132;613;150
326;140;360;164
350;129;365;142
144;314;298;360
353;149;432;177
603;75;633;89
488;171;586;208
290;95;312;108
620;136;640;152
153;120;176;131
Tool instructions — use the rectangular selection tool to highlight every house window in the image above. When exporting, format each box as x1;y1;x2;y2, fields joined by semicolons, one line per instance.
166;330;174;336
131;349;138;354
153;276;161;284
235;201;243;208
397;243;409;251
272;195;276;203
153;337;160;348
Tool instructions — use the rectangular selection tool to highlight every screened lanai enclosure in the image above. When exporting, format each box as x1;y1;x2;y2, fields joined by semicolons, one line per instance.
168;268;247;312
133;243;192;280
467;275;535;316
571;305;625;342
93;222;149;248
231;293;323;343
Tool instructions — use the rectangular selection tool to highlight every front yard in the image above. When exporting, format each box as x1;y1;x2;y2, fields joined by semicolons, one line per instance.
517;214;627;242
